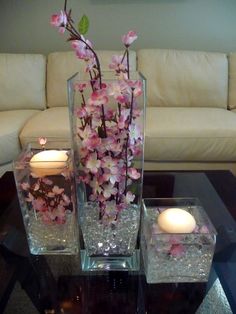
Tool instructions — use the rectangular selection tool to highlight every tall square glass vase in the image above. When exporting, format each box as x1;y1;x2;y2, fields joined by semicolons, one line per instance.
68;71;146;271
13;145;79;255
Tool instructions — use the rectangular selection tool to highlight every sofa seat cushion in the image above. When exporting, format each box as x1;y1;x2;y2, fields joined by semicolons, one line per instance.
0;110;40;164
20;107;70;148
145;107;236;162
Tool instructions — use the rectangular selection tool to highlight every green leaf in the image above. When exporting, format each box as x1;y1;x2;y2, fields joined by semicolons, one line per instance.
78;15;89;35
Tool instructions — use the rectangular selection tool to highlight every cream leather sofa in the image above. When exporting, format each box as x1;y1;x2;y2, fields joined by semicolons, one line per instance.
1;49;236;177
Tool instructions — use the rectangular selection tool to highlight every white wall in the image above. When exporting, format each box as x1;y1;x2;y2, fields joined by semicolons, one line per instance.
1;0;236;55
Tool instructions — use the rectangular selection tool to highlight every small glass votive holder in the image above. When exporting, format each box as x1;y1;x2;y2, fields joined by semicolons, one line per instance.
13;145;79;255
141;198;217;283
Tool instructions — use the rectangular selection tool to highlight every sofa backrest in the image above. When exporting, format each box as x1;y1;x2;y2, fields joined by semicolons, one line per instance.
0;54;46;111
47;50;137;108
137;49;228;109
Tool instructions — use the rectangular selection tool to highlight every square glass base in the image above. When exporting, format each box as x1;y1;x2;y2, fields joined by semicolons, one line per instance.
141;198;217;283
80;249;140;271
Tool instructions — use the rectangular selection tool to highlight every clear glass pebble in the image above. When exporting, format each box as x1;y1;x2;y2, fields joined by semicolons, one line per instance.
26;209;78;255
81;202;140;256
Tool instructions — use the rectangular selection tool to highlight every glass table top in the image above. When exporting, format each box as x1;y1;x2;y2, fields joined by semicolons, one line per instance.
1;171;236;314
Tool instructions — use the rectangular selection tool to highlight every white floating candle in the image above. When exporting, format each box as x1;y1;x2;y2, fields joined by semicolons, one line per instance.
30;150;68;177
158;208;196;233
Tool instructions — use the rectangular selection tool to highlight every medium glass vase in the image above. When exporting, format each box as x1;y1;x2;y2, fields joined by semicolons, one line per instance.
67;71;146;271
141;198;217;283
13;145;79;255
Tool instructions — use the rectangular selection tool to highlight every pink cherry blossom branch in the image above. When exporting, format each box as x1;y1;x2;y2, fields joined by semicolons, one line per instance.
129;89;134;124
126;49;130;79
63;2;102;88
64;0;68;11
101;105;107;137
124;136;129;194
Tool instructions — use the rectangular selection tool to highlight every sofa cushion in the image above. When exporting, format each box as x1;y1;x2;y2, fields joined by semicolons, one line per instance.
47;50;137;108
145;107;236;162
138;49;228;109
0;110;40;164
20;107;70;149
0;54;46;110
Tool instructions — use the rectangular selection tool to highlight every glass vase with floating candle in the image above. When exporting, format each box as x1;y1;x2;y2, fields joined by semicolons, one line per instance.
141;198;217;283
13;143;79;255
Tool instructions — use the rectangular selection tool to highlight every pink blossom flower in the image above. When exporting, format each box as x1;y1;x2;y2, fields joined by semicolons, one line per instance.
85;57;96;72
41;212;53;225
106;125;120;138
74;83;87;93
38;137;47;147
33;183;40;191
71;37;94;60
125;191;135;203
52;185;64;195
104;108;115;120
103;182;118;199
101;156;118;172
109;142;123;156
169;244;185;258
102;201;119;224
53;205;67;223
122;31;138;46
129;122;142;145
103;168;121;185
41;178;53;185
78;125;93;140
83;134;102;151
97;194;106;203
62;194;71;206
85;152;101;174
128;80;143;97
109;55;127;72
41;205;66;225
97;136;116;154
117;108;130;129
89;175;103;195
128;168;140;180
32;197;47;212
88;89;109;106
79;146;89;159
50;11;67;33
78;174;90;184
83;103;96;116
75;106;87;119
108;81;129;104
130;144;142;157
25;192;34;202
